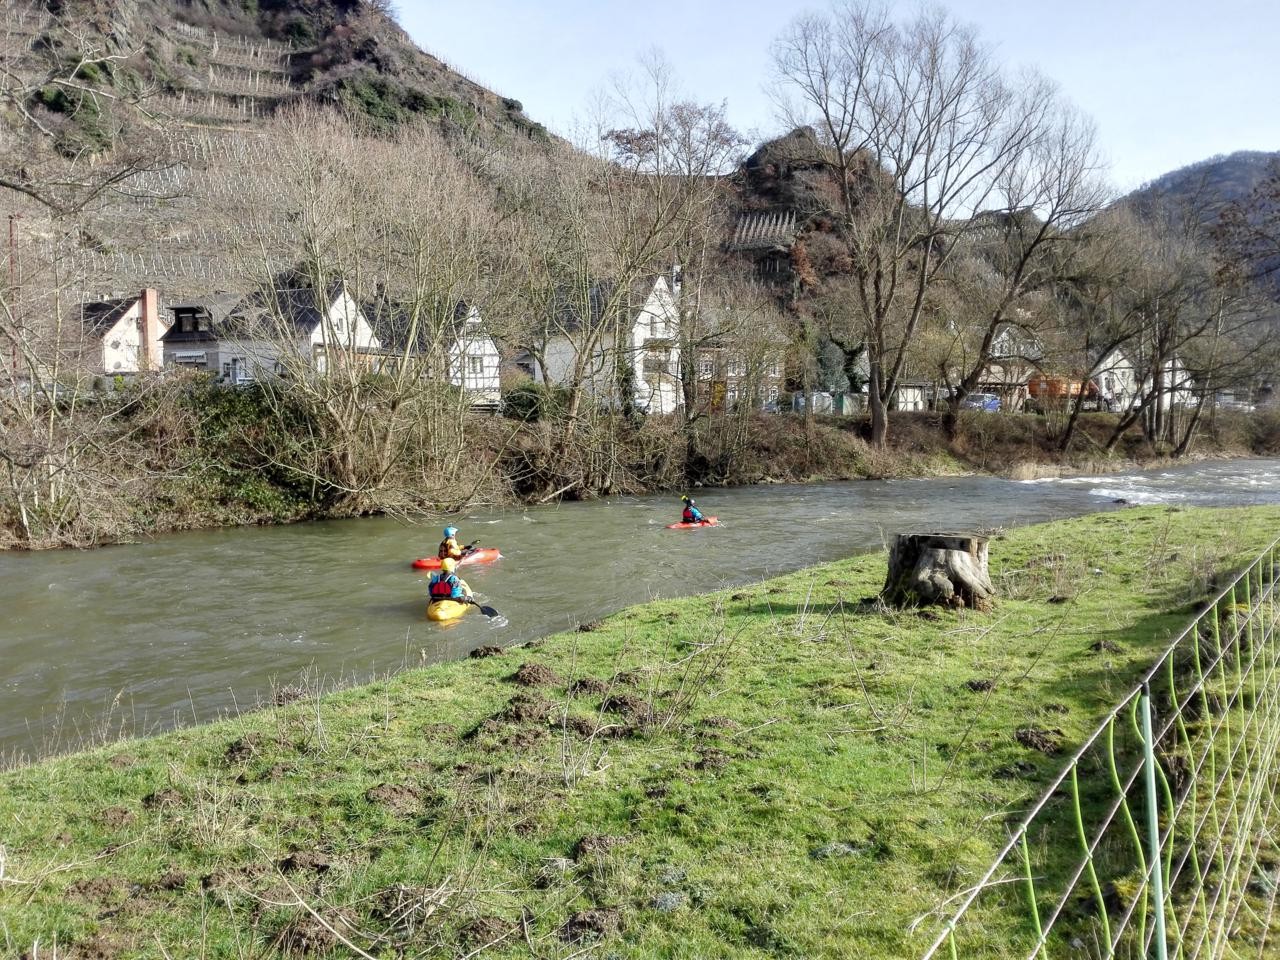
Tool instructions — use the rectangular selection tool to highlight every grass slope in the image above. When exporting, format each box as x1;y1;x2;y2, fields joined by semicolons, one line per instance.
2;506;1278;958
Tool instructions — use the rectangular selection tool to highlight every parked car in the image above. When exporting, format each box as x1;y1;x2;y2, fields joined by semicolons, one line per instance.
960;392;1001;412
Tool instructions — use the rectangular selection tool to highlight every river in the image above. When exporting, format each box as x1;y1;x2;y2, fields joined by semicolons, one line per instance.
3;458;1280;763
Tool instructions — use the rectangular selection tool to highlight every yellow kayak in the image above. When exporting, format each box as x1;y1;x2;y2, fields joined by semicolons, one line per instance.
427;599;472;622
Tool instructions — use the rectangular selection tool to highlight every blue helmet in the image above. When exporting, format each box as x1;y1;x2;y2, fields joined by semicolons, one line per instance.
444;526;458;538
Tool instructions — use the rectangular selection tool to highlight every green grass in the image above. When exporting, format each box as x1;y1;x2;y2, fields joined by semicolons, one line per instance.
2;506;1278;958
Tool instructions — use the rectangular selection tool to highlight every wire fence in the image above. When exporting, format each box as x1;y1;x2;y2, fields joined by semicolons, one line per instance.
919;538;1280;959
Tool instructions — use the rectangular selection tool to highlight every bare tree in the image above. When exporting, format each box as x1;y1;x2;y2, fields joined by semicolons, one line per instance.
771;1;1054;446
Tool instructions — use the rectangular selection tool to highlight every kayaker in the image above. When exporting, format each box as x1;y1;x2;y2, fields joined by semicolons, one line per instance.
681;495;706;525
438;526;463;561
428;557;472;602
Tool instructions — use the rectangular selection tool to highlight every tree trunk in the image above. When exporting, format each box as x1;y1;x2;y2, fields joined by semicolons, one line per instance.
882;533;995;611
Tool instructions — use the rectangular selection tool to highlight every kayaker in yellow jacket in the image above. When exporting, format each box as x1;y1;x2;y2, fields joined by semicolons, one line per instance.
438;526;463;561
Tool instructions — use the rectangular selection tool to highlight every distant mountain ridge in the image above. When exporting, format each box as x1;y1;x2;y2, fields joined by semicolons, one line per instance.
1124;150;1280;219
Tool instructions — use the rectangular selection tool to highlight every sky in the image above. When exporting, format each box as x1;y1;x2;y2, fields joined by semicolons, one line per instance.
399;0;1280;193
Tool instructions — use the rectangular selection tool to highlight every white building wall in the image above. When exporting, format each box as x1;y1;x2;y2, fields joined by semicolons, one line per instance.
630;276;681;415
447;307;501;405
99;306;143;374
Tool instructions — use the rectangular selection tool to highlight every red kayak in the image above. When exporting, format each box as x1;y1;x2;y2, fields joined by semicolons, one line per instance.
665;516;719;529
411;548;502;570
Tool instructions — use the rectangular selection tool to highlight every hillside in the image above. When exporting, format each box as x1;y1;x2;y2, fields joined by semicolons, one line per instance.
1125;150;1280;218
3;0;548;141
0;0;551;299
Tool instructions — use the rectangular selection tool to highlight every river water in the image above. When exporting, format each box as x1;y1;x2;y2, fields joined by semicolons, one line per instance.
3;458;1280;762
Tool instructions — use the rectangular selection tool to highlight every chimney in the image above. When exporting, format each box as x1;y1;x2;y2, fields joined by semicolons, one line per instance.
138;288;162;371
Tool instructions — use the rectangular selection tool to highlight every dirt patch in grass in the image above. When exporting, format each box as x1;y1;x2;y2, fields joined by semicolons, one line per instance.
499;726;548;751
273;684;307;707
67;877;118;904
141;788;183;809
577;620;602;632
63;932;130;959
224;733;265;763
560;907;622;942
365;782;422;816
274;908;355;955
499;693;556;724
964;678;996;693
567;676;608;697
156;869;188;891
98;806;135;828
572;834;625;860
469;645;504;659
459;914;517;948
513;662;562;687
694;748;732;772
278;849;331;874
1015;727;1064;755
107;753;136;768
601;693;651;721
1091;639;1121;653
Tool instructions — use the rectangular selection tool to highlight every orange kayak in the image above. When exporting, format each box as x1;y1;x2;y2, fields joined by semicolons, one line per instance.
665;516;719;529
412;548;502;570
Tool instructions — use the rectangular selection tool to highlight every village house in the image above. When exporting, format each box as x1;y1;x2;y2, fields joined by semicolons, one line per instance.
372;299;503;407
518;273;683;415
161;283;381;383
976;323;1043;411
78;289;167;375
447;303;502;407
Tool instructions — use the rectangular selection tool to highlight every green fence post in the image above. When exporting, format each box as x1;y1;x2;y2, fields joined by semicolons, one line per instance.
1141;682;1170;960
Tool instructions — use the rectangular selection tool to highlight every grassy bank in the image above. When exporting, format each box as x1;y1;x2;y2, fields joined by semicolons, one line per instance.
2;506;1279;958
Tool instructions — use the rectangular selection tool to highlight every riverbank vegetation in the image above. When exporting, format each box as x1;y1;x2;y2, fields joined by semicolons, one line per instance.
3;505;1278;957
3;368;1278;550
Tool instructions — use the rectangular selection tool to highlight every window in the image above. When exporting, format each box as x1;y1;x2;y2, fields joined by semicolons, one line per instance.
727;385;739;405
727;358;745;378
222;362;231;378
648;316;659;338
468;356;483;375
767;358;781;378
643;353;667;377
767;385;779;402
699;357;714;377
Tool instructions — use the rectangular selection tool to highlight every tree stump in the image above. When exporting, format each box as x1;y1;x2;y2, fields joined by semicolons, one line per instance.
882;533;995;611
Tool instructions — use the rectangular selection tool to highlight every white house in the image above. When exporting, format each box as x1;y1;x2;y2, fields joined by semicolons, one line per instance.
1094;348;1139;412
79;289;167;374
527;273;684;415
446;303;502;406
1095;348;1195;414
161;284;381;382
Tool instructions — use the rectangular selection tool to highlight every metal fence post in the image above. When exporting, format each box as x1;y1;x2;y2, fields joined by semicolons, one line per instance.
1141;682;1170;960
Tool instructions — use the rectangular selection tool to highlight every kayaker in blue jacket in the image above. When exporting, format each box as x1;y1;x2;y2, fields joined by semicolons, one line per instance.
681;495;705;525
428;557;472;602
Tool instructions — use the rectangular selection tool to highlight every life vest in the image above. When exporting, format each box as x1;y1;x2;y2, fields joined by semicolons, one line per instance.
438;538;460;560
429;574;462;600
682;506;702;523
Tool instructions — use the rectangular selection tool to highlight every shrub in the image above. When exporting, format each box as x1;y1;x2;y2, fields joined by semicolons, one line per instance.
502;381;572;423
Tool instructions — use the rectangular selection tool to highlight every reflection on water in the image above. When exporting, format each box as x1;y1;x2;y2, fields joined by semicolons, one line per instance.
2;458;1279;759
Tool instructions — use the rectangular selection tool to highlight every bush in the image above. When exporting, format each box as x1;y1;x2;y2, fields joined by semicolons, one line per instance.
502;381;572;423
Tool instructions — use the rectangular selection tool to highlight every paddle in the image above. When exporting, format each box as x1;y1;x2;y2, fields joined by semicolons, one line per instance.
467;596;500;618
460;539;481;557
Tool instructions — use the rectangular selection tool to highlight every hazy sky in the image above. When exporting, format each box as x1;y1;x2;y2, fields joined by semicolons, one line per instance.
399;0;1279;192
